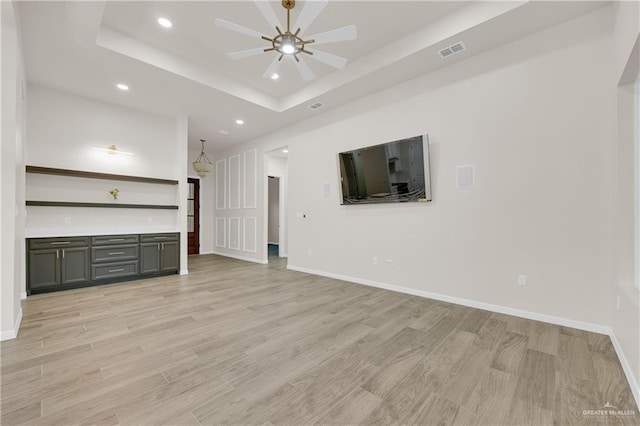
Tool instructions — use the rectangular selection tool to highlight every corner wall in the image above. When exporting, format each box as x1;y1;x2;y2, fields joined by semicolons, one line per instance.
1;0;27;340
612;0;640;407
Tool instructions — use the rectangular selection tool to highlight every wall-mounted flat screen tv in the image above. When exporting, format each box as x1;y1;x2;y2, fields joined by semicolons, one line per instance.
338;134;431;205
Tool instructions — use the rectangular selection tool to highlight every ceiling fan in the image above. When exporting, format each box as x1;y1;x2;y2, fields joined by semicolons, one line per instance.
215;0;357;82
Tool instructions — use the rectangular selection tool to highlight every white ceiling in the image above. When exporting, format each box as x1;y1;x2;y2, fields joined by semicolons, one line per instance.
17;1;609;153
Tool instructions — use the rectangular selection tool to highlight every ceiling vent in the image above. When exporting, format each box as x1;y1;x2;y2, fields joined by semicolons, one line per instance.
439;41;466;59
309;102;324;111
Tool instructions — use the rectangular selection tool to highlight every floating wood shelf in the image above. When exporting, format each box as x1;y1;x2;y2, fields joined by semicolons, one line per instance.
26;166;179;185
26;201;178;210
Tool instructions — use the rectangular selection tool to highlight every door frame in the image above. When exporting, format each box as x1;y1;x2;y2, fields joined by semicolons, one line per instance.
187;177;201;255
266;173;286;259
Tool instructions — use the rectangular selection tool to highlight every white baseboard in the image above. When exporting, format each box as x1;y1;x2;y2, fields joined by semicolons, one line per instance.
179;269;189;275
213;250;268;265
199;251;214;255
0;307;23;341
287;264;610;334
287;264;640;409
608;329;640;410
21;291;27;300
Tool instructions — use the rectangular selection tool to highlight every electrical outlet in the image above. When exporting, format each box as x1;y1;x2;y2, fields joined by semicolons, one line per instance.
386;259;393;269
373;257;378;265
307;249;312;256
64;217;70;224
518;274;526;286
616;295;621;311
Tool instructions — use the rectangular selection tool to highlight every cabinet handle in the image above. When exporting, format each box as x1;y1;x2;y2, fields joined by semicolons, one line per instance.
157;243;160;250
50;241;71;245
108;268;124;273
161;243;164;250
62;249;65;258
108;252;125;255
56;249;59;259
108;238;125;242
154;236;167;239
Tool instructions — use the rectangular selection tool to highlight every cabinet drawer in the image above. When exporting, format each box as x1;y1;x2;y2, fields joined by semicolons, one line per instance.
29;237;89;250
140;233;179;242
91;261;138;281
91;245;138;263
91;235;139;246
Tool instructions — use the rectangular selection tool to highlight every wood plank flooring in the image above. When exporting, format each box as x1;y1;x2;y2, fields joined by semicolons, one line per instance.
1;254;637;425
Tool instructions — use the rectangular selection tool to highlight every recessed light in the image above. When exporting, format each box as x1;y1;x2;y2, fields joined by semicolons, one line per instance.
158;17;172;28
282;149;289;153
116;83;129;91
219;130;230;135
270;73;279;80
235;119;244;125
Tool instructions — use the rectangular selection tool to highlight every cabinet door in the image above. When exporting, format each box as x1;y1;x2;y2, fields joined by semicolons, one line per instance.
28;249;60;289
160;241;179;272
140;243;160;275
60;247;90;285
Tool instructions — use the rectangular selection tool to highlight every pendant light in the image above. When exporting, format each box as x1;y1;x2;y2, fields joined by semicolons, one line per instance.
192;139;213;178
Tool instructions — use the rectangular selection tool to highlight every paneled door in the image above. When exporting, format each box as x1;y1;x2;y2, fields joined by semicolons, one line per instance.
187;178;200;255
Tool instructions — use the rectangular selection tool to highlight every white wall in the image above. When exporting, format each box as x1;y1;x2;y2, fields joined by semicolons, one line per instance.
1;0;27;340
25;84;189;272
217;8;616;328
212;147;262;262
26;85;186;238
612;0;640;406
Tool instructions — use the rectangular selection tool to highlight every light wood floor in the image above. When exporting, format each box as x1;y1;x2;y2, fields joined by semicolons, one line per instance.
1;254;637;425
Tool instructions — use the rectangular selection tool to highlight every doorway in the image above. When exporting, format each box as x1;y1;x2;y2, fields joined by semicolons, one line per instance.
187;177;200;255
268;176;280;259
266;147;288;263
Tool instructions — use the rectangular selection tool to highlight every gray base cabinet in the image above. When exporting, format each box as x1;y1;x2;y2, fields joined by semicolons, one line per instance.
28;249;60;289
140;234;180;275
27;237;90;290
27;233;179;294
61;247;90;285
140;243;161;274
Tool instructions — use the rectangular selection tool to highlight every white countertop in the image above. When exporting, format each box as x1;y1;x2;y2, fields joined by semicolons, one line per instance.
26;227;181;238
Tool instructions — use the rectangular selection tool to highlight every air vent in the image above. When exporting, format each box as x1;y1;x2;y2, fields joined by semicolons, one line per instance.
309;102;324;111
439;48;453;58
439;41;466;59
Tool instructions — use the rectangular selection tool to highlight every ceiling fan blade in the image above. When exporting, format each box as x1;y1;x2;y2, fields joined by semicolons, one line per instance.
227;47;266;60
308;25;357;45
215;18;264;39
308;49;348;69
295;58;315;81
254;0;282;30
293;0;328;35
262;55;283;79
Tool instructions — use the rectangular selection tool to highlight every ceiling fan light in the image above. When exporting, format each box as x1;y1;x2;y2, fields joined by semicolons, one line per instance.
280;34;297;54
281;42;295;54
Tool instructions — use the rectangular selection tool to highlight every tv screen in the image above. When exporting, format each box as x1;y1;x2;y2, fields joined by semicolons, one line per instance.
338;134;431;205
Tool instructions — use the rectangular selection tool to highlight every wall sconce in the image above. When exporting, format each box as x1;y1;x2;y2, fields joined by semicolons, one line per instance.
93;145;134;156
192;139;213;178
